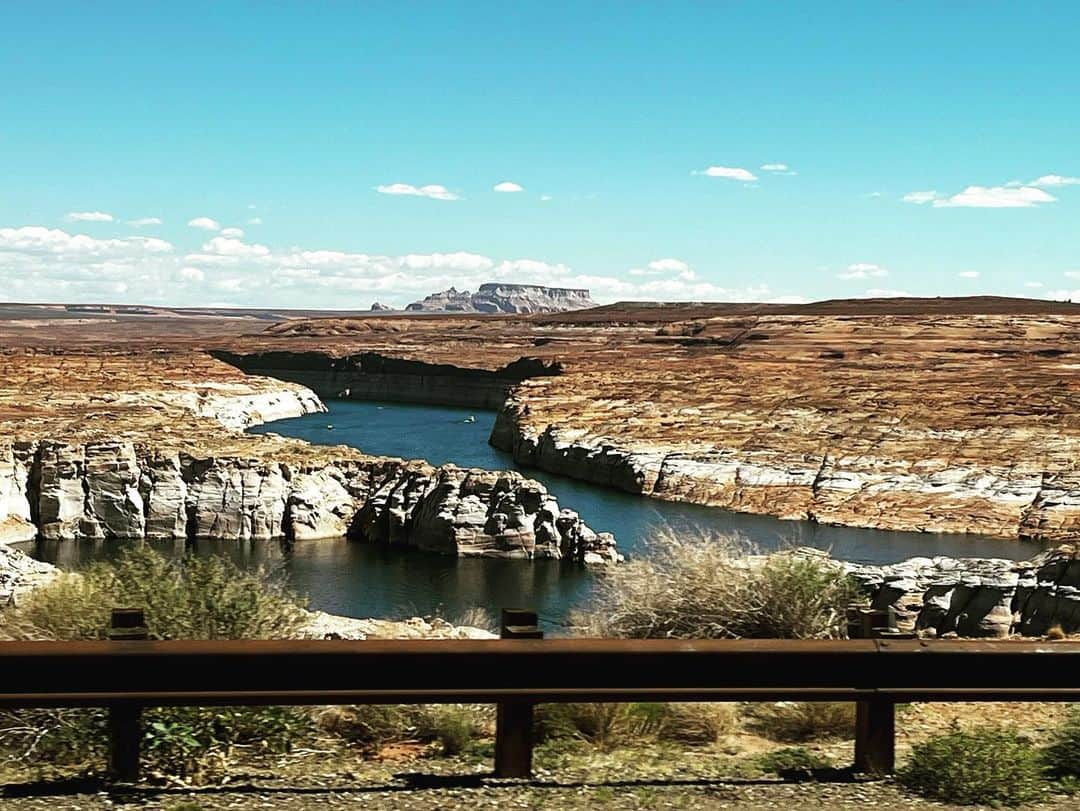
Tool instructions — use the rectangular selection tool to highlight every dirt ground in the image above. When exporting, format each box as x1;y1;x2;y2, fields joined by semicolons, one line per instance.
1;702;1076;810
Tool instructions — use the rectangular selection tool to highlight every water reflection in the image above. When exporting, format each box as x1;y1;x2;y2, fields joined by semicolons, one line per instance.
26;400;1047;629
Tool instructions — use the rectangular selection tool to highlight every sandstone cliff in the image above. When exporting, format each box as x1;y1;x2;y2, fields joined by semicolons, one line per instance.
0;349;617;563
840;544;1080;638
406;283;596;314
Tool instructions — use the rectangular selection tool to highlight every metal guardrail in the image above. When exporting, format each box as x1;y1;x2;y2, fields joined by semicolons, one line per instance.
1;609;1078;782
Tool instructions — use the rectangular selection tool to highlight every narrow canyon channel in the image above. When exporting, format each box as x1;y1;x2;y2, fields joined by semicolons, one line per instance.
29;400;1049;629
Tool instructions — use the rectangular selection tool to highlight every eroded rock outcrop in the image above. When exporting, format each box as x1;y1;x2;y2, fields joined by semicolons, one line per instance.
1;440;618;562
406;283;596;314
0;545;58;605
834;544;1080;638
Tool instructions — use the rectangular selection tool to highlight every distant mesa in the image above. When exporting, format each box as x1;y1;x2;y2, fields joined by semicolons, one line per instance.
369;302;394;312
405;283;596;315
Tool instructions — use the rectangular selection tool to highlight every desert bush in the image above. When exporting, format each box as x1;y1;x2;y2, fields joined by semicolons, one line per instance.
316;704;491;755
755;746;833;778
534;703;666;751
571;529;858;640
1044;707;1080;779
745;702;855;743
0;545;311;780
656;703;739;745
899;725;1044;806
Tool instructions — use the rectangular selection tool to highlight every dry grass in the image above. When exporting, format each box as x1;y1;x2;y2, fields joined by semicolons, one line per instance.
745;702;856;743
571;528;859;640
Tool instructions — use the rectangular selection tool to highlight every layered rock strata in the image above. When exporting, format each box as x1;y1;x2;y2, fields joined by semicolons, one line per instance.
837;544;1080;638
1;439;616;562
0;349;616;562
212;350;559;410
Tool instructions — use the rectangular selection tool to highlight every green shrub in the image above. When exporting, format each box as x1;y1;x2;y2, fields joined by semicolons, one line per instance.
534;703;665;751
656;703;739;745
316;704;490;755
755;746;833;777
1044;707;1080;778
899;725;1044;806
0;545;311;780
570;529;858;640
745;702;855;743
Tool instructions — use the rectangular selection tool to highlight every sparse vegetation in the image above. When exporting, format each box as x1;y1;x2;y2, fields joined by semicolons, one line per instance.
745;701;855;743
571;529;859;640
899;725;1044;806
755;746;834;777
1044;707;1080;780
0;546;311;780
316;704;491;755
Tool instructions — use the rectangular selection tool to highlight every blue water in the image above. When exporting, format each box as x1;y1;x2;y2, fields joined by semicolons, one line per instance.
32;400;1045;629
251;400;1042;564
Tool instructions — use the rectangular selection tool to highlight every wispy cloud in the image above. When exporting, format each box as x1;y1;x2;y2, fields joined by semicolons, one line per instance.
838;262;889;280
864;288;911;297
187;216;221;231
1028;175;1080;188
760;163;797;175
127;217;162;227
902;191;937;205
219;227;245;238
376;183;460;201
65;211;114;223
1025;281;1044;288
958;270;980;278
493;181;524;193
247;216;263;225
932;186;1056;208
694;165;757;182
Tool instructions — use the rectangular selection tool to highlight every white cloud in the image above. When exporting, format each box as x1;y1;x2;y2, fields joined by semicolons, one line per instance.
493;181;524;193
187;216;221;231
1064;270;1080;279
695;165;757;182
838;263;889;280
1024;281;1044;288
932;185;1056;208
766;295;809;304
1029;175;1080;188
958;270;980;278
0;221;790;307
376;183;460;201
220;227;245;238
247;217;262;225
760;163;797;176
176;266;205;282
864;288;911;297
539;195;552;202
902;191;938;205
65;211;114;223
127;217;162;227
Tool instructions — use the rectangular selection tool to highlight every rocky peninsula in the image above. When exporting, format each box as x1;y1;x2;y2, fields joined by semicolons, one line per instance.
0;344;617;563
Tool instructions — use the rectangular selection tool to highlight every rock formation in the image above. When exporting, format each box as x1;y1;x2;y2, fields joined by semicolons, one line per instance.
0;544;57;605
0;348;617;563
405;283;596;314
834;544;1080;638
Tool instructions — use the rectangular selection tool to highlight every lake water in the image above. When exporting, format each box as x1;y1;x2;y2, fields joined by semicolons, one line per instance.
31;400;1045;629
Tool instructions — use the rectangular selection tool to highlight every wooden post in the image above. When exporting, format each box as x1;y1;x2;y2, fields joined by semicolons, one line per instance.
850;604;897;775
494;608;542;778
107;608;147;783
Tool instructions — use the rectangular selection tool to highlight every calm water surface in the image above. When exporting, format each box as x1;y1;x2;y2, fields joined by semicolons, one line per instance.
31;400;1045;628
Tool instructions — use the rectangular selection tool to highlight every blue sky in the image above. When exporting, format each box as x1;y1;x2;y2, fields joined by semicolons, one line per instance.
2;1;1078;307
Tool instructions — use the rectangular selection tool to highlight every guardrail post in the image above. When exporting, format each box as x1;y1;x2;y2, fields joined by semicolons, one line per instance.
107;607;148;783
494;608;542;778
849;604;899;775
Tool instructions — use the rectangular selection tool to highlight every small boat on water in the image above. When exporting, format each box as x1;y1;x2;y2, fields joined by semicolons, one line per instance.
463;415;476;423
